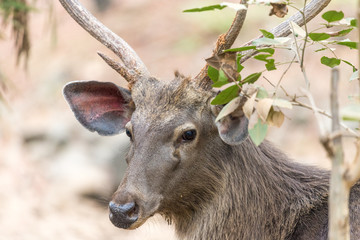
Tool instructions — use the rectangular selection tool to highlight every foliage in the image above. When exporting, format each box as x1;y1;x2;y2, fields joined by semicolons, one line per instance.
186;1;358;146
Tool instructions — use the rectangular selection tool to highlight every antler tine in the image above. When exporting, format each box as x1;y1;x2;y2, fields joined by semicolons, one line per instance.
195;0;248;85
241;0;331;62
59;0;150;83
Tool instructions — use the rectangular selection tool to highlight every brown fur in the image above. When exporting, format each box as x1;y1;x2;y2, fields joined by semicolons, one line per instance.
119;76;360;240
65;74;360;239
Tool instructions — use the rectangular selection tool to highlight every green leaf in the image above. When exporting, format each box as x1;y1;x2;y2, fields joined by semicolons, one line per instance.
308;32;331;41
351;19;357;27
183;4;226;12
265;59;276;71
322;10;344;23
224;46;256;52
341;60;357;72
254;54;272;62
236;54;244;72
339;18;356;26
212;69;229;87
259;29;274;39
336;28;353;37
249;119;268;146
337;41;358;49
341;104;360;121
315;48;327;52
256;87;268;99
242;72;262;85
211;85;239;105
321;56;340;68
257;48;275;55
208;66;219;82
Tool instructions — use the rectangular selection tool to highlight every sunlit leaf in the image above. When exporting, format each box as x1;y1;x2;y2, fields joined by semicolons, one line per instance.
252;37;290;46
257;98;273;122
260;29;274;39
341;104;360;121
273;98;292;109
350;71;359;81
243;92;257;119
321;56;340;68
215;97;241;122
249;119;268;146
211;85;239;105
221;2;247;11
322;10;344;23
289;21;306;38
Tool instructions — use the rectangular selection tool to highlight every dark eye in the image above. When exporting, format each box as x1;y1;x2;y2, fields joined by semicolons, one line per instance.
182;130;197;141
126;129;132;140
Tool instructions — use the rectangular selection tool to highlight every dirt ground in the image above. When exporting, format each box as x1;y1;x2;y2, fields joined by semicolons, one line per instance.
0;0;358;239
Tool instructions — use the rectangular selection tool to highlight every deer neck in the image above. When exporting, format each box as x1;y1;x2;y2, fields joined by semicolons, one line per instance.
179;138;329;240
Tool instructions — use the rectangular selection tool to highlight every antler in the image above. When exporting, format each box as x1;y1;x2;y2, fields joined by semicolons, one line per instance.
195;0;248;86
59;0;150;83
196;0;331;86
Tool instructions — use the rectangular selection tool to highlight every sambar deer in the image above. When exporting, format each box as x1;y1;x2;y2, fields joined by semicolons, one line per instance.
60;0;360;239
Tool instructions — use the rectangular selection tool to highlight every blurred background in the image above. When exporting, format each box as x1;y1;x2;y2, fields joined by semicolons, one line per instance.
0;0;357;239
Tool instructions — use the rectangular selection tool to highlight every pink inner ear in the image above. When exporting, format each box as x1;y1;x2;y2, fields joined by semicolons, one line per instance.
72;93;126;122
65;81;128;123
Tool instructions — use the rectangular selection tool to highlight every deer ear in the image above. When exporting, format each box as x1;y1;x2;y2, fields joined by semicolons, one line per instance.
211;103;249;145
63;81;132;136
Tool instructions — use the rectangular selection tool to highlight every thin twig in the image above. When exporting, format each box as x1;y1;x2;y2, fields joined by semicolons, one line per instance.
290;99;359;137
300;0;308;71
263;76;276;88
274;54;297;96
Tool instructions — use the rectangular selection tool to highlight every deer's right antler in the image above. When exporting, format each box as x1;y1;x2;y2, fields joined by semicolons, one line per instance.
59;0;150;84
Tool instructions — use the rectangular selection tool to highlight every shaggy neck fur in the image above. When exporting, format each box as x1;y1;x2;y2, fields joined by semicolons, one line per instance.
174;138;330;240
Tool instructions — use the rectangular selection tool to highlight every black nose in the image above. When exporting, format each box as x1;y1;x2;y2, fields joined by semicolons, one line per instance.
109;201;139;229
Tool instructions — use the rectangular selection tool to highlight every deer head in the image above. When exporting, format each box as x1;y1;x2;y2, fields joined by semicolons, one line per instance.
60;0;331;231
